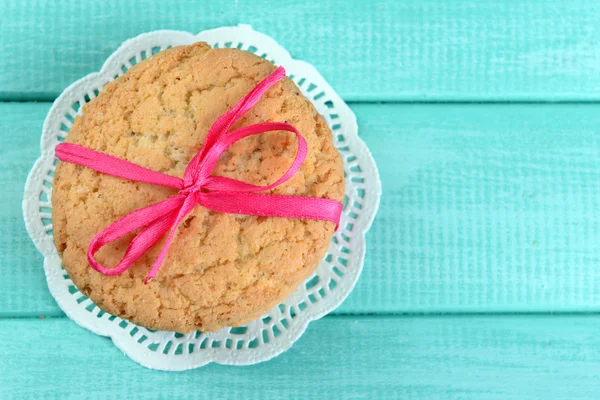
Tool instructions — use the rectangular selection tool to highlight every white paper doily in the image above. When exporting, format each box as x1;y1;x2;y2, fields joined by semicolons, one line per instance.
22;25;381;370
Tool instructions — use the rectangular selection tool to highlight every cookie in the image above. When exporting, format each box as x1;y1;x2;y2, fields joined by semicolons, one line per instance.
52;42;345;333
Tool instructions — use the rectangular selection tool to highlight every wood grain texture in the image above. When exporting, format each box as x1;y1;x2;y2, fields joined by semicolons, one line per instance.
1;103;49;317
4;1;600;396
2;316;600;399
3;0;600;101
3;102;600;316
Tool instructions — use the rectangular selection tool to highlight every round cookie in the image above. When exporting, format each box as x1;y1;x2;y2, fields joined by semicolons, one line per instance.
52;42;345;333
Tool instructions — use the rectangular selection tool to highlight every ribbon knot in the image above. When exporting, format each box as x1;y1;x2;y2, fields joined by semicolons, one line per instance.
55;67;343;284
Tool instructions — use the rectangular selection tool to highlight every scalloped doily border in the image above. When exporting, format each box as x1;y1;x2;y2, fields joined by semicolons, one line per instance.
23;25;381;370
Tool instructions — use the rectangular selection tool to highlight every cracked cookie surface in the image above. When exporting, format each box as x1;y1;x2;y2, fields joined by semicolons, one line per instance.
52;42;345;333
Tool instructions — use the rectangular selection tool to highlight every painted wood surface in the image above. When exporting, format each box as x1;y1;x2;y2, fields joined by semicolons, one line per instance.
3;102;600;316
2;0;600;101
3;2;600;397
2;316;600;399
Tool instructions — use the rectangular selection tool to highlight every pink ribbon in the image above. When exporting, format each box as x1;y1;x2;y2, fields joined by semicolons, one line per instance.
55;67;343;283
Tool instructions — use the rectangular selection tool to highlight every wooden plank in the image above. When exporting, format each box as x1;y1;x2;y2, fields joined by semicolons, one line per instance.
3;1;600;101
360;103;600;313
4;103;600;316
2;315;600;399
1;103;49;317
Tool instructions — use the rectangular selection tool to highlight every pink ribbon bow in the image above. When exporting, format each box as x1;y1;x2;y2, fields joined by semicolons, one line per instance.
55;67;343;283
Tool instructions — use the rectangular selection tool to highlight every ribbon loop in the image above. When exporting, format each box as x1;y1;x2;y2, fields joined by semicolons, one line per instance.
183;67;286;187
87;195;185;277
55;66;343;283
196;122;307;193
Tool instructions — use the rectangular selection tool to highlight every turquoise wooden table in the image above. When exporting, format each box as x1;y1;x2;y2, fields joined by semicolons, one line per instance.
3;1;600;398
